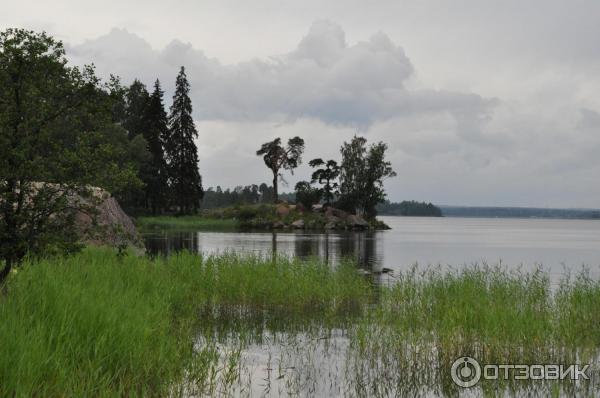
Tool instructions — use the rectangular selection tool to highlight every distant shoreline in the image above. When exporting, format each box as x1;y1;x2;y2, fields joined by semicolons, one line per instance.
436;205;600;220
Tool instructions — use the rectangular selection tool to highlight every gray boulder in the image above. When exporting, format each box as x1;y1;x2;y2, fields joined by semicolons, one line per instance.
272;221;285;229
346;214;369;229
291;219;305;229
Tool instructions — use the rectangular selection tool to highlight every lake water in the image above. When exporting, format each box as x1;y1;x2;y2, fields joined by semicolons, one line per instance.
144;216;600;396
143;216;600;282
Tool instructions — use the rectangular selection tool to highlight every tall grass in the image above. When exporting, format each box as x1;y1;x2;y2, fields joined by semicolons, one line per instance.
2;251;600;396
348;265;600;396
0;248;370;397
363;265;600;350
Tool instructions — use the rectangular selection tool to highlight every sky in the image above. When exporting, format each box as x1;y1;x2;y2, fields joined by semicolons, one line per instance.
3;0;600;208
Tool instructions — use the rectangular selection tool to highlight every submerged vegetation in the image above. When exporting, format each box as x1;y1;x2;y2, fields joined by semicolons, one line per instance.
2;249;600;396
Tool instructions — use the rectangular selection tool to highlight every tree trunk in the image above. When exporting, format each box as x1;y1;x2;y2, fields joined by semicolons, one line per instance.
272;172;278;203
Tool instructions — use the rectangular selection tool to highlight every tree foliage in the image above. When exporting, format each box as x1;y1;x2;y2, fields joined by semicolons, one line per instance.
203;185;260;208
140;80;169;214
0;29;141;281
376;200;442;217
165;67;203;214
338;136;396;218
294;181;322;209
308;158;340;206
256;137;305;203
122;79;149;140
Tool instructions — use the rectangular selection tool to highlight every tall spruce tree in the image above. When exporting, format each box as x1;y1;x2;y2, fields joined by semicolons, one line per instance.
166;67;203;214
141;80;169;214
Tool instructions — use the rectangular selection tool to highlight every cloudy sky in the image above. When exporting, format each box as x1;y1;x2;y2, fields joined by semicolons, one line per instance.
4;0;600;207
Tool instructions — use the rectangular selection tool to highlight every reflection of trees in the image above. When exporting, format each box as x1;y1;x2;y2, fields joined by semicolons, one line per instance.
144;230;383;275
271;231;277;264
290;230;380;269
143;231;198;256
293;233;321;260
337;231;378;269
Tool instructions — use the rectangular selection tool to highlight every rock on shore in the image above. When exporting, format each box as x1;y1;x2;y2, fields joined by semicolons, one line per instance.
72;188;144;252
271;202;386;231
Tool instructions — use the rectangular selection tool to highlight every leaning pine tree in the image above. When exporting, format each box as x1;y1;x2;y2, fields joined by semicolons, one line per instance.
165;67;203;214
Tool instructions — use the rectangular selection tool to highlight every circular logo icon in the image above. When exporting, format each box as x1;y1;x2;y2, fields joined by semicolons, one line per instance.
451;356;482;388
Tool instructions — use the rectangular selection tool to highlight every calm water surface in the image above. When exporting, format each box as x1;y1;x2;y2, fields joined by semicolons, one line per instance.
143;216;600;280
147;217;600;396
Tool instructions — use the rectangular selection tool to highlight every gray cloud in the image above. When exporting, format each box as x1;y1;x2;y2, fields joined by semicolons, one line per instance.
68;21;494;129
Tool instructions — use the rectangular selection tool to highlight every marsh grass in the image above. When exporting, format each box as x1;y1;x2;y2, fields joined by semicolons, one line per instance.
0;249;370;397
2;250;600;396
348;264;600;397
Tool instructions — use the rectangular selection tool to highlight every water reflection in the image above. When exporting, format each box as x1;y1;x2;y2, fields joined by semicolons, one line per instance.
144;230;384;270
142;216;600;283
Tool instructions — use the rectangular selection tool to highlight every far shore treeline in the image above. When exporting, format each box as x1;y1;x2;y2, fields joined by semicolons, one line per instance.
0;28;399;279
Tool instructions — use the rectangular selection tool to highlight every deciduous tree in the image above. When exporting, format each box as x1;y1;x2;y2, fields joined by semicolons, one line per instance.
0;29;141;282
338;136;396;218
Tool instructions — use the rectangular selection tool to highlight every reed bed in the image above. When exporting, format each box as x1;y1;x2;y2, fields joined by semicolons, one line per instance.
0;249;369;397
1;250;600;396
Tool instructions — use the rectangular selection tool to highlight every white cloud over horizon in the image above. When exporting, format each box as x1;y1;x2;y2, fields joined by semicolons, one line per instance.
3;2;600;208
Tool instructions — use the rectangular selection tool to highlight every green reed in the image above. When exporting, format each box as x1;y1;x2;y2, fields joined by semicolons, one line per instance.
0;248;370;397
2;250;600;397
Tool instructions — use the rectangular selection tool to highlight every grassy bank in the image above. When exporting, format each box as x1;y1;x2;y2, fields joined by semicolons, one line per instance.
136;215;238;230
1;251;600;396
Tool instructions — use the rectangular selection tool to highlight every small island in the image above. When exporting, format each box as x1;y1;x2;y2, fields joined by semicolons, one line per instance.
138;202;390;231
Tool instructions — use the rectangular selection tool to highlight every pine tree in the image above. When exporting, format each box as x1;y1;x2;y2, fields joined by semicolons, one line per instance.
165;67;203;214
141;80;169;214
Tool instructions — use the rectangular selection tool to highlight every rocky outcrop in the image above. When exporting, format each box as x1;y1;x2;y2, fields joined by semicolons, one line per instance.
73;189;144;252
346;214;370;229
260;202;385;231
325;207;349;219
324;207;370;230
